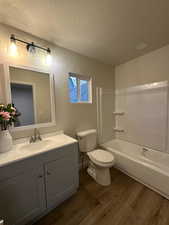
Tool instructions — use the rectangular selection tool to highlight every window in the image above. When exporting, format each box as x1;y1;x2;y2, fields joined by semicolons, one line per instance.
68;73;92;103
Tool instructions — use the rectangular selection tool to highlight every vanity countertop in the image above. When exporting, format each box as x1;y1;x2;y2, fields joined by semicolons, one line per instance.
0;132;78;168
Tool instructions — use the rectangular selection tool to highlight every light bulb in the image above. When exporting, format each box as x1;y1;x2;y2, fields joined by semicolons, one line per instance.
27;42;36;54
9;35;18;57
46;48;52;65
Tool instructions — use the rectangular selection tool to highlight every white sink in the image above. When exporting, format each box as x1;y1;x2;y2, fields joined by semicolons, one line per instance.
20;139;52;151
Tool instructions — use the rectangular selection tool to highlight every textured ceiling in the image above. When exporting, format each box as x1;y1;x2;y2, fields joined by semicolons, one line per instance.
0;0;169;65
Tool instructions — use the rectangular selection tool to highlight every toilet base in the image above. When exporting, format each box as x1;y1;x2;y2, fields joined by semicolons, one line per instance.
87;162;111;186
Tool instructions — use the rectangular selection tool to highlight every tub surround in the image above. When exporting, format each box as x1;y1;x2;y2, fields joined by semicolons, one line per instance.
114;80;168;152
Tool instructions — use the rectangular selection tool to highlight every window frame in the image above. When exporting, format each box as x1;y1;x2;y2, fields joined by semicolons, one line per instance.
68;73;92;104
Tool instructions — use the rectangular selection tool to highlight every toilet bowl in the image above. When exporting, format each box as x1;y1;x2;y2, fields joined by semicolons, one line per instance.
77;129;115;186
87;149;114;186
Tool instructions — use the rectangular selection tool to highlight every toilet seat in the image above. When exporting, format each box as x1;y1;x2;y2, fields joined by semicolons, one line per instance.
87;149;114;167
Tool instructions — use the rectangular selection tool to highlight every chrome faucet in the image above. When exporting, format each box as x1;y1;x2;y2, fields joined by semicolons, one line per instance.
29;128;42;143
142;147;149;156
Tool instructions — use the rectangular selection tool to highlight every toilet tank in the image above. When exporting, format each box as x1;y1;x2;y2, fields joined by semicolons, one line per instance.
77;129;97;152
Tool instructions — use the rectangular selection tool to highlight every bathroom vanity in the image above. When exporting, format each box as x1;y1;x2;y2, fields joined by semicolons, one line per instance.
0;63;79;225
0;133;79;225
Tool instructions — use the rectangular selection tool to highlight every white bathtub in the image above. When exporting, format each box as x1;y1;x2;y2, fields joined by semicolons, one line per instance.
101;139;169;199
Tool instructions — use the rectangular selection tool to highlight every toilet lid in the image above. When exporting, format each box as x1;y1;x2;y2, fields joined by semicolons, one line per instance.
88;149;114;164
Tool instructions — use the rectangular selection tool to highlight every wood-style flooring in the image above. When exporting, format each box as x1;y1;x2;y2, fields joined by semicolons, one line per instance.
34;168;169;225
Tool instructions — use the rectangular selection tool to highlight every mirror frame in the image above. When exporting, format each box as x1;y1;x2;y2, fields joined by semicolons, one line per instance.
4;63;56;131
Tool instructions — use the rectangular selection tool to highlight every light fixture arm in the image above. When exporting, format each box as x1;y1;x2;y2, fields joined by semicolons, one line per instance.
10;34;51;54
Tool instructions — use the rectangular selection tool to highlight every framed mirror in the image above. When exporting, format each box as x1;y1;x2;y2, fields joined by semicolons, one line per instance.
5;65;55;130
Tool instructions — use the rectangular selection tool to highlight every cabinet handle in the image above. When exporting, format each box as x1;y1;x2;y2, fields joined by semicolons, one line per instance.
38;175;43;178
47;171;51;175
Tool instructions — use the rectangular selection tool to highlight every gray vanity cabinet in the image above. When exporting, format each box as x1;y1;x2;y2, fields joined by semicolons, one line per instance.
0;142;79;225
0;164;46;225
45;156;78;208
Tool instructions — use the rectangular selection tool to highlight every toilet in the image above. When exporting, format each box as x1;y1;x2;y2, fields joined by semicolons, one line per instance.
77;129;114;186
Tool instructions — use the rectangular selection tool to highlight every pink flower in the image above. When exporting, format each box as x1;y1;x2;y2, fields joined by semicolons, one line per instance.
0;111;11;120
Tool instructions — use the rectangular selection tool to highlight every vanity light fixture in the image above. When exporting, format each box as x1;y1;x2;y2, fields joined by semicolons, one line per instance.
10;34;51;57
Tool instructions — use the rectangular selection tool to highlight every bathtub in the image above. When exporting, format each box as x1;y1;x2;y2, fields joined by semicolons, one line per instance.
101;139;169;199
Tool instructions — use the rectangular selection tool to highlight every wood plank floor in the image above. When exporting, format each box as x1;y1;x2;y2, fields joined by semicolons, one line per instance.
34;168;169;225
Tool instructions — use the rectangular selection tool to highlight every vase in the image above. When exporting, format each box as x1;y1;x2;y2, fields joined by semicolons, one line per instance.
0;130;13;153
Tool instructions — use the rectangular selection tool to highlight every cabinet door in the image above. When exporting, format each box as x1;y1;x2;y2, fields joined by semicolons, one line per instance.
45;155;79;208
0;166;46;225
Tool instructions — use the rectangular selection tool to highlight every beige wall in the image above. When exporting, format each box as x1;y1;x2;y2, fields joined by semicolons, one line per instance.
115;44;169;90
0;24;114;139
